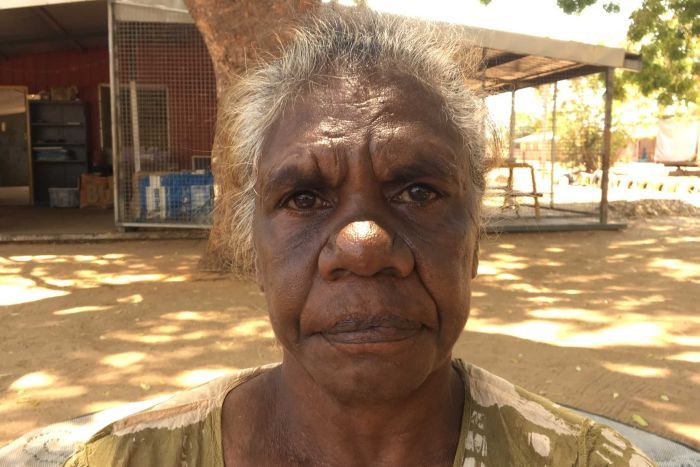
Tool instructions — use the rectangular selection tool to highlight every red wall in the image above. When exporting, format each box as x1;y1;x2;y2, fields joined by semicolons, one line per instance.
118;33;217;170
0;47;109;167
0;40;217;171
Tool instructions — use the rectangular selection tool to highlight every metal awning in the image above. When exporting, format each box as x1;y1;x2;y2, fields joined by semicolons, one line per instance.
0;0;642;90
464;26;641;94
0;0;107;58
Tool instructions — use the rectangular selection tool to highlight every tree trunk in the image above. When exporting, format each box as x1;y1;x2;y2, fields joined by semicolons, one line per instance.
183;0;320;271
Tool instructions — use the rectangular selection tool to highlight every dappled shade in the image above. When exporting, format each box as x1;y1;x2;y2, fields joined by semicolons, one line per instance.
0;240;278;446
0;218;698;449
457;216;700;448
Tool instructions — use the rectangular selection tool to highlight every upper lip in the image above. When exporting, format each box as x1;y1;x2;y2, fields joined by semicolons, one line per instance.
322;314;424;335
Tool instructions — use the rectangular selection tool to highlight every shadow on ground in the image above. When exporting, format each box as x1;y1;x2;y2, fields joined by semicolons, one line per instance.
0;217;698;449
460;216;699;448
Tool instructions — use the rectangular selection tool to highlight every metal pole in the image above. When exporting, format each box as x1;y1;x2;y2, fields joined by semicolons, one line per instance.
509;87;516;161
480;48;487;152
600;68;613;224
549;81;558;208
21;86;34;205
108;0;120;227
129;80;141;173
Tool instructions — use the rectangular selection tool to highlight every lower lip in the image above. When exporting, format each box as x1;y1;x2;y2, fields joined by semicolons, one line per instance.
322;326;422;347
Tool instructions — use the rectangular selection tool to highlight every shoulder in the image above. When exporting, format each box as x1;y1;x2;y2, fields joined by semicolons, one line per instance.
63;364;277;467
453;360;656;467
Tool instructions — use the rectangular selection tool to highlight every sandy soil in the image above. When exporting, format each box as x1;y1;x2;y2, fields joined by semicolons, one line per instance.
1;217;698;449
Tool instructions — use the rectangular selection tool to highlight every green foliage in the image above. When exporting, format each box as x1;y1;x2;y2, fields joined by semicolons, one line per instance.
558;76;630;172
480;0;619;13
514;113;542;138
624;0;699;106
555;0;620;13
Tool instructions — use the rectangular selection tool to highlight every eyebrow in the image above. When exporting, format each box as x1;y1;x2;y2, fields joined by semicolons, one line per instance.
377;150;463;189
371;126;464;181
260;163;326;197
384;157;455;182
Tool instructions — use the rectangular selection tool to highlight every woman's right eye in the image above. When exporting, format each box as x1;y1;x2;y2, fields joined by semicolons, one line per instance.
284;191;326;211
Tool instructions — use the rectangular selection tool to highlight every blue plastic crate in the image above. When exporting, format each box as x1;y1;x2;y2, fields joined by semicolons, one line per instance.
138;172;213;223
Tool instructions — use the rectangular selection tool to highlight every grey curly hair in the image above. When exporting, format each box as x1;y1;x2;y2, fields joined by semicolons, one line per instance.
213;6;491;276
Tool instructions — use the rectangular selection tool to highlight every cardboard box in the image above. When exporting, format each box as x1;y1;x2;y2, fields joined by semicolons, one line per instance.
80;174;114;208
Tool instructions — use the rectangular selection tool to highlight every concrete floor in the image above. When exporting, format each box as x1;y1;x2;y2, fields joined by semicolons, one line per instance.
0;188;615;238
1;184;657;238
0;205;115;235
0;186;116;236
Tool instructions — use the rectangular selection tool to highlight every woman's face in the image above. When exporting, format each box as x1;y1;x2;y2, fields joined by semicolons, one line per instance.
253;72;479;402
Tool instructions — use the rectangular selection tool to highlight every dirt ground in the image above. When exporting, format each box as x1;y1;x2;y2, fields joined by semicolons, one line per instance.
1;216;698;449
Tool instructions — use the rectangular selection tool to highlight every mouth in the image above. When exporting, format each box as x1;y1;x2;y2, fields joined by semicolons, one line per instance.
320;314;424;345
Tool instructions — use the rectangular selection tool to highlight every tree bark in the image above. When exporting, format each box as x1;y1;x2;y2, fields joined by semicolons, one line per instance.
185;0;319;93
183;0;320;271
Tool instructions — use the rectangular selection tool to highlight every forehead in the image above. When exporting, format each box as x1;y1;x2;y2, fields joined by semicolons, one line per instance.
285;72;450;133
258;71;466;173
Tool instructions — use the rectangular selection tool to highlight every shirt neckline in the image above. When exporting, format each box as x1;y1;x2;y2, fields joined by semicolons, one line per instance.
215;359;473;467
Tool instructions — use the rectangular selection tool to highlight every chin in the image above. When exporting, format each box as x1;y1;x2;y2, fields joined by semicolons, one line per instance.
298;333;446;404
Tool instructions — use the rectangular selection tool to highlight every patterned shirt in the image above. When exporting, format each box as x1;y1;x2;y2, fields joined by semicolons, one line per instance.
63;360;656;466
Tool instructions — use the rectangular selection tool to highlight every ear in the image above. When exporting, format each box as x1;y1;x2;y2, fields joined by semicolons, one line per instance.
471;241;479;279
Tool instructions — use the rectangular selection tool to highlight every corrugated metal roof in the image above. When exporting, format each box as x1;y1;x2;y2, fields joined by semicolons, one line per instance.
0;0;93;9
0;0;106;57
462;25;641;94
473;25;631;70
0;0;641;93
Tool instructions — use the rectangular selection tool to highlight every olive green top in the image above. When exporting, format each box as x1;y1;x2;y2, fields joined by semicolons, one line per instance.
63;360;656;466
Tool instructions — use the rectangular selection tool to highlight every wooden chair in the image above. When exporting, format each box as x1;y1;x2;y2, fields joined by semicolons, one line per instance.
488;160;542;218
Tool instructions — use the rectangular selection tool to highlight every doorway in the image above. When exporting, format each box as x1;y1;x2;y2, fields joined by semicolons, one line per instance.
0;86;31;206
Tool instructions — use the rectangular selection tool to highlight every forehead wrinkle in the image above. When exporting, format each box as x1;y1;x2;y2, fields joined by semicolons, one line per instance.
260;141;348;197
313;139;347;188
369;125;466;188
262;71;467;196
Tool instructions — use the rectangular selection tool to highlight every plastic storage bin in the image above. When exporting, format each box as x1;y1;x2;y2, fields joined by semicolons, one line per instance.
49;187;79;208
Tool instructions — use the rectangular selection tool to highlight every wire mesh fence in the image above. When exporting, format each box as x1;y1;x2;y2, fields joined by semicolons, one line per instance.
111;2;217;228
484;140;601;222
109;4;628;230
483;81;610;226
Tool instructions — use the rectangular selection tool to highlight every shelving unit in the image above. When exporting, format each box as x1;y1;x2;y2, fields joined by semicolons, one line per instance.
29;100;88;204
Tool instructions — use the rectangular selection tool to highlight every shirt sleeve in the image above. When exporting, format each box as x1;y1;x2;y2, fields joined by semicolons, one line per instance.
582;421;657;467
62;444;88;467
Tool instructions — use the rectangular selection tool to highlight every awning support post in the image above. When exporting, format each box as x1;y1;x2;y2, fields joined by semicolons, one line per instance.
509;87;516;161
600;68;613;224
549;81;558;208
108;0;120;228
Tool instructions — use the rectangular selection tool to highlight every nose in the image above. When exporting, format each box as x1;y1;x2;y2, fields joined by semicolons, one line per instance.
318;220;415;279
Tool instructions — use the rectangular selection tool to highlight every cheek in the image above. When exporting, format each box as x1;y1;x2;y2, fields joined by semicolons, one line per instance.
407;206;475;333
417;242;472;315
254;213;327;343
421;246;472;344
410;201;475;278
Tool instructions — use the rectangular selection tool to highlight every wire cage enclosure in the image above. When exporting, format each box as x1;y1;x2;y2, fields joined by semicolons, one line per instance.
482;80;615;233
110;0;217;228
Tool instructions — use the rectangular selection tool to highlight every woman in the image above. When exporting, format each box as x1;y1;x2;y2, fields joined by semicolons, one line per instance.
65;8;654;467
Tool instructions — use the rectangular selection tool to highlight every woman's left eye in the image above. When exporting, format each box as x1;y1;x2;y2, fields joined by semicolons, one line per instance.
393;184;440;204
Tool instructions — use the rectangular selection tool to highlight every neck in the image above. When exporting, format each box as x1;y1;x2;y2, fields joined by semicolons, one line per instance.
272;352;465;466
